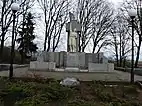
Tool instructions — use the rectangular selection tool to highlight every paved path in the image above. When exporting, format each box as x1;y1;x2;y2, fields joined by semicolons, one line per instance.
0;67;142;81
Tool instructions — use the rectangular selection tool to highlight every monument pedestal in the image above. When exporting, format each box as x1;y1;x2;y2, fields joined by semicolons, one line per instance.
65;52;79;72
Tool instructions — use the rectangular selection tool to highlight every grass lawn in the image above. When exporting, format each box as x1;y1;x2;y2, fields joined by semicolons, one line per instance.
0;77;141;106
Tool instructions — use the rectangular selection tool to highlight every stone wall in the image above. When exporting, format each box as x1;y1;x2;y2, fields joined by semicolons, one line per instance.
41;52;107;69
88;63;114;72
30;61;56;71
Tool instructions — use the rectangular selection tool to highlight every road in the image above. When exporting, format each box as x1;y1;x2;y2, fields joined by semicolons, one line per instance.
0;67;142;81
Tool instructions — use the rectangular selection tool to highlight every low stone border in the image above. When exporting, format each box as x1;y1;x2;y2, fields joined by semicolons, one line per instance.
28;68;116;74
0;64;28;71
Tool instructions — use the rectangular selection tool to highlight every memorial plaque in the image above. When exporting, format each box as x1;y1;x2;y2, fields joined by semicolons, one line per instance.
66;53;79;68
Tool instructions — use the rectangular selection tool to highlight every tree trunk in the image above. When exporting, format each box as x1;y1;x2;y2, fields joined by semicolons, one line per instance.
20;52;24;64
115;47;119;67
92;45;96;53
47;36;51;52
0;31;5;58
135;41;141;68
119;34;122;67
44;11;48;51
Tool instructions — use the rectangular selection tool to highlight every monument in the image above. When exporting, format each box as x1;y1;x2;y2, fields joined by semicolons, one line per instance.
29;12;114;73
66;12;81;52
65;12;81;71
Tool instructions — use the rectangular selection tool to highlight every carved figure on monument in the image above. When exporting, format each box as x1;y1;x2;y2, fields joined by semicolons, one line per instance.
66;12;81;52
69;25;77;52
68;12;77;52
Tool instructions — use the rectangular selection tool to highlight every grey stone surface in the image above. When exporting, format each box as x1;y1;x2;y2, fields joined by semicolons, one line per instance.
54;52;60;67
66;53;79;67
103;56;108;63
65;67;80;72
88;63;108;72
30;61;48;70
30;61;37;69
48;62;56;71
85;53;93;68
107;63;114;72
79;52;86;69
42;51;48;62
30;61;56;71
59;51;67;68
60;77;80;86
48;52;55;62
92;53;98;63
4;67;142;81
45;52;49;62
40;51;108;69
66;21;81;32
2;67;142;81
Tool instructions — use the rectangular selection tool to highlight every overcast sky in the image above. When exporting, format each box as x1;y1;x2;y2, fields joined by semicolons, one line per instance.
110;0;123;4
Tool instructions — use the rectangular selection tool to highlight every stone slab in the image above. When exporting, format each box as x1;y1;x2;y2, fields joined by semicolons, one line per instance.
79;52;85;69
88;63;108;72
54;52;59;67
103;56;108;63
30;61;48;70
107;63;114;72
59;51;67;67
65;67;80;72
66;53;79;67
30;61;55;71
92;53;98;63
30;61;37;69
85;53;93;68
48;62;56;71
48;52;55;62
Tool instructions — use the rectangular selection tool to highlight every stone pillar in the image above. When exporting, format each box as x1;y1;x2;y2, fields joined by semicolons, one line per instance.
59;51;67;68
54;52;60;68
85;53;93;69
92;53;98;63
48;52;55;62
79;52;85;69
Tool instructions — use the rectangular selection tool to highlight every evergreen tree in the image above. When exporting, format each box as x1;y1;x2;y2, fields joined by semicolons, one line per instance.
17;12;38;63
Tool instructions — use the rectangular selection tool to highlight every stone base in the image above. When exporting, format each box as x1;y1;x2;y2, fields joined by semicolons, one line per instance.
107;63;114;72
88;63;114;72
30;61;56;71
65;67;80;72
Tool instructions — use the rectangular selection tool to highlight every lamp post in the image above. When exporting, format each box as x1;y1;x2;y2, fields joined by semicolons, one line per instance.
9;3;19;79
128;9;137;83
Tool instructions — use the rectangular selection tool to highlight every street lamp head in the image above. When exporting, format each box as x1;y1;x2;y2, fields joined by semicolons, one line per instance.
11;3;20;12
128;9;137;18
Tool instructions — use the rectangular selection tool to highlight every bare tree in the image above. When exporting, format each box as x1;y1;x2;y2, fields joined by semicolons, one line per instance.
37;0;69;52
76;0;114;52
109;12;131;67
121;0;142;67
0;0;34;58
0;0;14;57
